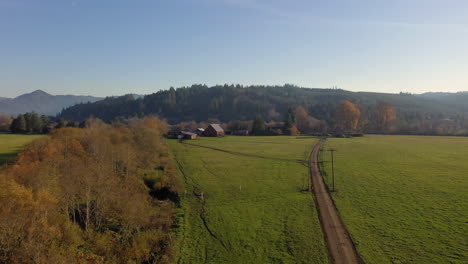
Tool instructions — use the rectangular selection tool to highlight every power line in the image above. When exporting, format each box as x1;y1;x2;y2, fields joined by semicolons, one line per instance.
320;147;337;192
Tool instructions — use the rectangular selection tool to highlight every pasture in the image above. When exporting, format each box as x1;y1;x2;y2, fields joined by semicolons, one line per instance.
321;135;468;264
0;134;43;165
170;136;329;264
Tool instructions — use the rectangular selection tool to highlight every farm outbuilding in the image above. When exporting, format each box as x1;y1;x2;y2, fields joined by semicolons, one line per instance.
203;124;225;137
232;130;249;136
195;128;205;136
181;131;197;140
333;127;345;137
265;123;284;135
167;127;182;139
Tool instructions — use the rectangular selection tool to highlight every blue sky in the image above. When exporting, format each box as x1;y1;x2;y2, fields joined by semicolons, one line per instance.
1;0;468;97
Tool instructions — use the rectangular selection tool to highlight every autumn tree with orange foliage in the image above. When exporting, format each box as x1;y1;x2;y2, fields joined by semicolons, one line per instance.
335;100;362;134
0;117;178;264
294;106;326;134
0;114;12;132
375;101;396;132
290;125;300;136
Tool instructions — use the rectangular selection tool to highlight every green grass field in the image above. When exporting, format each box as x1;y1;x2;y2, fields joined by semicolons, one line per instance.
321;135;468;264
170;136;329;264
0;133;44;165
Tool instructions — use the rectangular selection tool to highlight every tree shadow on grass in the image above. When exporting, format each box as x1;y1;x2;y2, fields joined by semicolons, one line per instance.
0;152;17;166
295;136;319;139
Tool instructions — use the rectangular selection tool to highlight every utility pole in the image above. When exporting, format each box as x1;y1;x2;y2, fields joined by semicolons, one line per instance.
330;148;336;192
320;147;337;192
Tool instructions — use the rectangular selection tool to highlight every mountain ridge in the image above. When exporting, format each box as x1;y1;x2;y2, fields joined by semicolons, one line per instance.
0;90;102;116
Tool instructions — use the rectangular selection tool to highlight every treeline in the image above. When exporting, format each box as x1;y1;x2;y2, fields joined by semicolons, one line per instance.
171;99;468;137
248;106;326;136
170;102;390;136
0;112;81;134
59;84;468;136
0;113;12;132
9;112;51;134
0;117;179;263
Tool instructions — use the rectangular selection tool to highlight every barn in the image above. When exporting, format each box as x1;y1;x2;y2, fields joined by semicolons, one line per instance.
203;124;225;137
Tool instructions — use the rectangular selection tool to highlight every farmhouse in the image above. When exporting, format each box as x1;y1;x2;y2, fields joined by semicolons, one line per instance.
203;124;225;137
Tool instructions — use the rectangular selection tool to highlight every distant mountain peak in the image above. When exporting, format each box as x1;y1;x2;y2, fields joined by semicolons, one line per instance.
1;90;103;116
15;89;51;99
29;90;51;96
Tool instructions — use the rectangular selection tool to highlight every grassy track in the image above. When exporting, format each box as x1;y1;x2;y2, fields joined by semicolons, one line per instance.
0;134;43;165
321;135;468;264
170;136;329;264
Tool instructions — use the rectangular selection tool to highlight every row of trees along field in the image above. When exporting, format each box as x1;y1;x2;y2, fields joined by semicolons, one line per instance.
248;100;395;136
0;114;12;132
249;106;326;136
171;101;391;136
335;100;397;135
2;112;84;134
0;117;179;264
9;112;51;134
325;99;464;136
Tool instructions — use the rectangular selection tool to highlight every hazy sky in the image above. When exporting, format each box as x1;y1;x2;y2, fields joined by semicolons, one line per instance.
1;0;468;97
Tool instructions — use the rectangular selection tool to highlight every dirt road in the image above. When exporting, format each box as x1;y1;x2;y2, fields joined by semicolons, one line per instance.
310;139;363;264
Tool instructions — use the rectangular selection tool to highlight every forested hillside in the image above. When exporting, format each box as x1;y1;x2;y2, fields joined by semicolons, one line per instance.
59;84;468;135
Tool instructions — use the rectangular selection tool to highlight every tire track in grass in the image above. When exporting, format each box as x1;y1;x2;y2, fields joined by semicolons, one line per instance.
199;199;229;252
173;148;206;264
173;145;229;260
183;142;308;165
